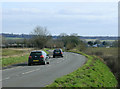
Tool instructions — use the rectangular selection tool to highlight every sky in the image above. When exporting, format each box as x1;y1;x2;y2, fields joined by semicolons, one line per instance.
1;2;118;36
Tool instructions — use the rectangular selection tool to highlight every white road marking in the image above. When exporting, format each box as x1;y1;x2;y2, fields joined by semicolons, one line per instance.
57;60;63;63
47;65;51;67
57;62;60;63
22;70;36;75
22;68;42;75
3;66;23;71
35;69;40;71
0;77;10;81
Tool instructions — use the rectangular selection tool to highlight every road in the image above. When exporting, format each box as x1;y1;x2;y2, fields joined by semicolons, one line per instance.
2;52;87;87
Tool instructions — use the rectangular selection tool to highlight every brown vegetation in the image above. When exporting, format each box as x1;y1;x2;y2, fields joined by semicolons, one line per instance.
82;47;119;87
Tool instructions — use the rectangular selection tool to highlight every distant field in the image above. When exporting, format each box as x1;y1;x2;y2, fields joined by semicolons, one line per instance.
4;37;117;42
83;39;116;42
82;47;118;70
5;37;23;40
2;48;33;57
83;47;118;57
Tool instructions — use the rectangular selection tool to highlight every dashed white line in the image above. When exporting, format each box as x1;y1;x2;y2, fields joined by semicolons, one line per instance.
57;62;60;63
22;70;36;75
35;69;40;71
47;65;51;67
3;66;23;71
0;77;10;81
22;68;42;75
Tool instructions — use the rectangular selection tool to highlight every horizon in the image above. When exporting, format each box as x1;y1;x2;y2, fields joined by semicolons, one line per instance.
1;32;118;37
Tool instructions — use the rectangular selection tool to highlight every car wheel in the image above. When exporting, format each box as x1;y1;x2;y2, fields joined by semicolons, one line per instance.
43;61;46;65
47;62;49;64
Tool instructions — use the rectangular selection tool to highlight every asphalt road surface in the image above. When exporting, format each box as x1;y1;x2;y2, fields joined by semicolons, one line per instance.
2;52;87;87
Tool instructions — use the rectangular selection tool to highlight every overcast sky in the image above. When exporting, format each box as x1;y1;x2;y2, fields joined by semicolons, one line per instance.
2;2;118;36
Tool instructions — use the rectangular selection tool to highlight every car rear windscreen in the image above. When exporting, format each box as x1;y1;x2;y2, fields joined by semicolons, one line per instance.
30;52;42;56
54;50;61;53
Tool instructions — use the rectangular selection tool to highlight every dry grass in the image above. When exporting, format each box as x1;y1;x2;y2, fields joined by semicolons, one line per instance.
82;47;119;87
83;47;118;57
2;48;33;58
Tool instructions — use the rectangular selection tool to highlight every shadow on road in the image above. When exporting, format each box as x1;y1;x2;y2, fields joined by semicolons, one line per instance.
2;62;47;70
12;62;28;67
53;56;63;58
2;62;28;70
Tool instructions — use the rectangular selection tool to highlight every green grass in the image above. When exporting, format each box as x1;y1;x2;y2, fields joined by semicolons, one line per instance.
47;51;118;87
2;49;26;56
2;54;29;67
2;48;50;67
82;47;119;86
2;48;31;67
43;48;50;55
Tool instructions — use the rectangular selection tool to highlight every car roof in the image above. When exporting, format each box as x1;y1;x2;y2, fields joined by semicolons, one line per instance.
54;49;62;51
31;50;43;53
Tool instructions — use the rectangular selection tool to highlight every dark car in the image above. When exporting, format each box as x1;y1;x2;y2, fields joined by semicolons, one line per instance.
28;50;49;66
53;49;63;58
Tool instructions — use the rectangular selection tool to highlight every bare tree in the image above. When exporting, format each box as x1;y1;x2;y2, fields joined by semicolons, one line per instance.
59;33;68;37
70;33;78;36
31;26;50;36
30;26;51;49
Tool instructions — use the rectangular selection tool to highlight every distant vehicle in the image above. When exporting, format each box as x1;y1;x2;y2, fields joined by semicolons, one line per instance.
28;50;49;66
53;49;63;58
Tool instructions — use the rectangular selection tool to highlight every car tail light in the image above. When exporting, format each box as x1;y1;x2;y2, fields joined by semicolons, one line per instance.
40;55;44;58
29;56;32;59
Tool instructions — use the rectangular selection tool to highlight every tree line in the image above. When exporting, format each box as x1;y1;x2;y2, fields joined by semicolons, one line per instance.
2;26;119;50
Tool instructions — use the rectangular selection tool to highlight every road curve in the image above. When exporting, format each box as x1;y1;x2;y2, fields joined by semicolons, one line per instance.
2;52;87;87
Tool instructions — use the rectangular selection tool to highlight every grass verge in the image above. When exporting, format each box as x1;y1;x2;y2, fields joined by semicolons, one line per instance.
82;47;119;86
2;54;29;67
43;48;50;55
2;48;50;67
2;49;25;56
47;50;118;87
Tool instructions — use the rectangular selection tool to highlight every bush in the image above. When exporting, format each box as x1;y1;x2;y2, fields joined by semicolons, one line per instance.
92;52;103;56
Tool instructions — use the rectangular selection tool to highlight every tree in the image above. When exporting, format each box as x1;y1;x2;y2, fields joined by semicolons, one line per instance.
2;36;6;45
112;40;118;47
59;35;79;49
94;40;101;45
102;41;109;46
59;33;68;37
59;33;85;50
88;41;93;46
30;26;51;49
70;33;78;36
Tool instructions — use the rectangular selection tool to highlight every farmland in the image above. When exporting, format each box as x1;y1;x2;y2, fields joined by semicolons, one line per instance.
82;47;118;57
2;48;33;58
1;48;33;67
